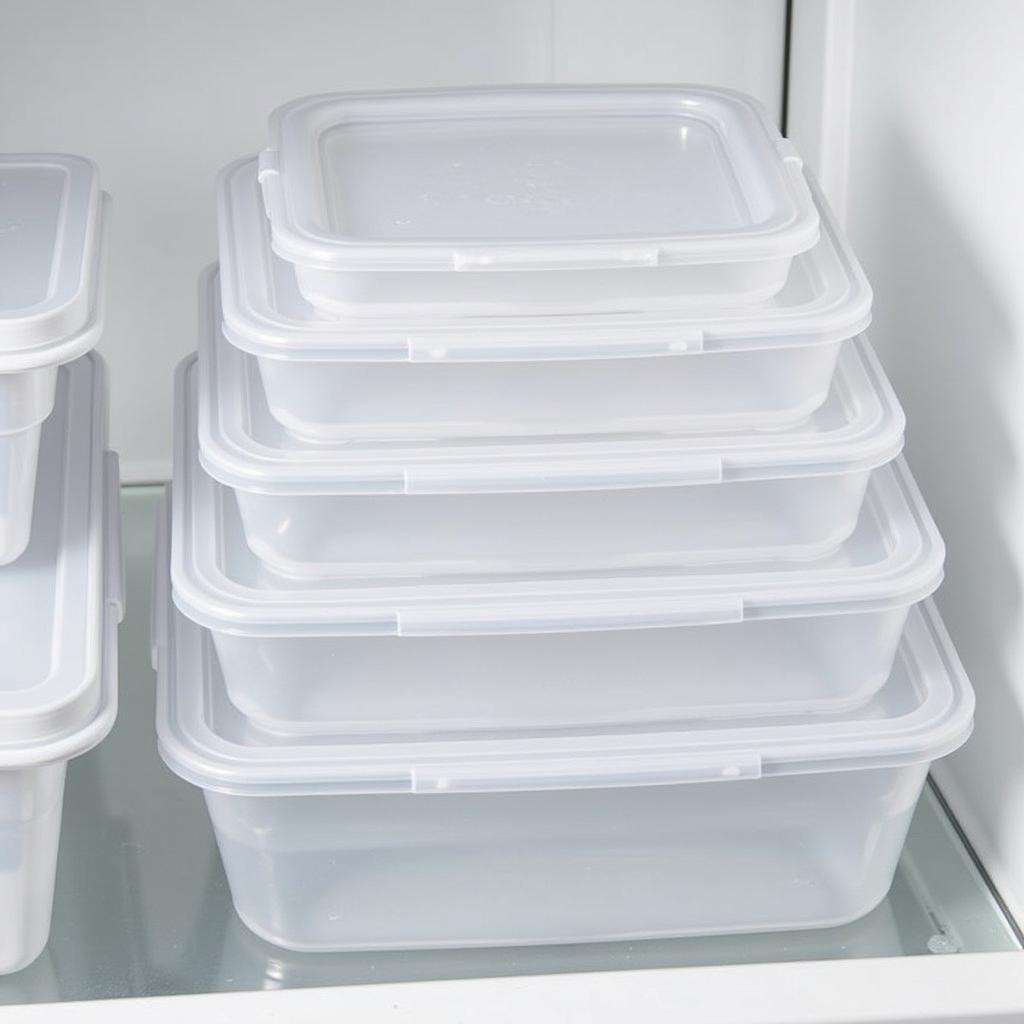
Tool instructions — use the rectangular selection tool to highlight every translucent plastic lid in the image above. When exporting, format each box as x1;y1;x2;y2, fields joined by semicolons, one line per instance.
199;274;902;496
0;354;122;767
221;158;868;362
258;86;819;275
174;351;940;637
155;584;974;796
0;156;109;365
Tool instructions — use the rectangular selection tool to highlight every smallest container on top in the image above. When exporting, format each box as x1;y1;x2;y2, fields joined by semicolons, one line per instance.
258;86;819;316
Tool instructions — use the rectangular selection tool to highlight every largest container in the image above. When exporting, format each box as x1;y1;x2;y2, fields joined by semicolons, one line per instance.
154;574;973;951
0;354;121;975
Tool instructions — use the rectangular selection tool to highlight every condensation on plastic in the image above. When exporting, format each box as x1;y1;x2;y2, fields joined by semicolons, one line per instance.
0;353;122;975
218;160;869;438
0;159;109;564
193;318;905;579
257;86;820;315
154;587;973;949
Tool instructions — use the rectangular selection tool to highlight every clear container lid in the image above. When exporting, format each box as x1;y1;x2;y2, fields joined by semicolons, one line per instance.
174;352;940;637
258;85;819;276
221;157;868;362
0;156;110;367
0;354;122;767
199;271;902;496
155;574;974;796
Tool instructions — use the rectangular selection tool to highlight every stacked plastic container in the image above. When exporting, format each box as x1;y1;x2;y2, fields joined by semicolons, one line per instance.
155;86;974;950
0;156;121;974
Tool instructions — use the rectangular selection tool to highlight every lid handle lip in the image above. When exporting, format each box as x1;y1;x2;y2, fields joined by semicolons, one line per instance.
404;329;705;362
451;245;662;272
404;455;723;494
255;148;279;184
150;486;170;671
411;750;763;793
103;451;125;622
397;595;744;636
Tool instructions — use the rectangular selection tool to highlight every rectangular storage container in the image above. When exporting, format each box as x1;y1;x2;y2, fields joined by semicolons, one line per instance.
220;159;870;441
196;300;903;580
258;86;819;316
0;353;122;975
154;575;973;951
173;354;940;732
0;155;109;564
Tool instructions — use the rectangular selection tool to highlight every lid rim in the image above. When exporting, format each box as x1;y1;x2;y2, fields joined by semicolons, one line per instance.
0;194;109;372
261;85;819;273
0;155;103;354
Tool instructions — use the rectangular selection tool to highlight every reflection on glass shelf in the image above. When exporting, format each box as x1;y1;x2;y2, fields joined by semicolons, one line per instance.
0;488;1017;1005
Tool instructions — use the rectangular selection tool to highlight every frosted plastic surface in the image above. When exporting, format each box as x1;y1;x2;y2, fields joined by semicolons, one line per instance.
319;115;759;243
0;766;66;974
0;168;64;309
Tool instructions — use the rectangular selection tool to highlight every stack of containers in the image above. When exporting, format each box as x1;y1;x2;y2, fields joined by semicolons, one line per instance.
156;87;974;950
0;156;121;974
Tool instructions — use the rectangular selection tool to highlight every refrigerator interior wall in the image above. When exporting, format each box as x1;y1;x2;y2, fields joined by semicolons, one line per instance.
789;0;1024;924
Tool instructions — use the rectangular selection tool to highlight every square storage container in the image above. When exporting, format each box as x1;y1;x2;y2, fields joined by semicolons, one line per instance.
258;86;819;316
154;570;973;951
0;155;109;564
0;353;122;975
220;159;870;441
173;346;940;732
196;286;902;580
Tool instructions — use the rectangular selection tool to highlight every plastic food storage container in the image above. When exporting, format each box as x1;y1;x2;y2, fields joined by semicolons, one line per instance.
0;353;122;975
0;155;109;564
173;348;940;734
195;302;904;580
154;570;973;950
220;159;869;440
258;86;819;316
